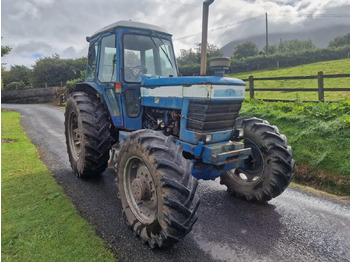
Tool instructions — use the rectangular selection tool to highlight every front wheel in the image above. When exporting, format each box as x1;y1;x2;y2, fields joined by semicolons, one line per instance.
220;117;295;201
116;130;200;248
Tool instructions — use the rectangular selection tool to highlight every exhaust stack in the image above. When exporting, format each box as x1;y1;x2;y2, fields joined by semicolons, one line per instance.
200;0;214;76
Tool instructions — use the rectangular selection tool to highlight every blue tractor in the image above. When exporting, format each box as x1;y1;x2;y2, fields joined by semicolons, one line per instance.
64;21;294;248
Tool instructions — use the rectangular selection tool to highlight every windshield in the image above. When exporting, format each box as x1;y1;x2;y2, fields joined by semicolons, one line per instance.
123;33;178;82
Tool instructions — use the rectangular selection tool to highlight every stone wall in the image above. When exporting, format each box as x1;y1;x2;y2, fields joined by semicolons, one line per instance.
2;87;65;104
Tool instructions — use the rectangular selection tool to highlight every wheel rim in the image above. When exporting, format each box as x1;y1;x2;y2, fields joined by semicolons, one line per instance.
68;111;81;161
227;138;264;185
123;156;157;225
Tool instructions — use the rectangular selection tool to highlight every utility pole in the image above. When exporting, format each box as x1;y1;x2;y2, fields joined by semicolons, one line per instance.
265;12;269;55
200;0;214;76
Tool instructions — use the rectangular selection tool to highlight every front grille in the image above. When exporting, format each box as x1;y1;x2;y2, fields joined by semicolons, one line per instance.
187;100;242;132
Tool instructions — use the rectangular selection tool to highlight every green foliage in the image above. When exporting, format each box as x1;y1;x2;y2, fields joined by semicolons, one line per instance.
277;39;316;53
66;70;86;91
263;45;278;55
177;48;198;66
244;99;350;128
1;45;11;57
229;45;350;73
1;111;116;262
177;43;223;66
328;33;350;48
2;65;32;89
5;81;26;90
178;63;201;76
232;41;258;59
263;39;316;55
1;68;9;89
31;54;87;87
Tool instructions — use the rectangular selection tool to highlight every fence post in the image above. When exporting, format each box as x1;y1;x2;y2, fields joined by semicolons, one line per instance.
249;75;255;99
317;71;324;102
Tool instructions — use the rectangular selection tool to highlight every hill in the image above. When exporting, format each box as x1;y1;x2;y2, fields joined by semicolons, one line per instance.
221;25;350;57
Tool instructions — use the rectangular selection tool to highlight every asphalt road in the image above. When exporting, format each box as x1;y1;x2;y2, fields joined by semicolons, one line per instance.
2;103;350;262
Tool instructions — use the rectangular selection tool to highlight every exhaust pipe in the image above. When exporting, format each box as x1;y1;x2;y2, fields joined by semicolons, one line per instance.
200;0;214;76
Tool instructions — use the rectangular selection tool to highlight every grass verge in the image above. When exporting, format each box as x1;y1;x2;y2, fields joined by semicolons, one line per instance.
229;58;350;101
1;111;116;262
240;100;350;196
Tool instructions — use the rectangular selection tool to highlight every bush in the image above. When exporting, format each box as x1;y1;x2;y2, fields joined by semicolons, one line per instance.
65;70;85;91
229;45;350;73
178;64;201;76
5;81;26;90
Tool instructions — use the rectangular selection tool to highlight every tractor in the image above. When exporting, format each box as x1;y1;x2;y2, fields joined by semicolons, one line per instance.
64;20;294;248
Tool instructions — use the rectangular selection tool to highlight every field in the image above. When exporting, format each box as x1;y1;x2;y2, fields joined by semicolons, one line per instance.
1;111;116;262
240;100;350;196
229;59;350;101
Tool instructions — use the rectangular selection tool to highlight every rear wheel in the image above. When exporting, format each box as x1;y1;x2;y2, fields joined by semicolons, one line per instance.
116;130;200;248
220;117;295;201
65;91;111;178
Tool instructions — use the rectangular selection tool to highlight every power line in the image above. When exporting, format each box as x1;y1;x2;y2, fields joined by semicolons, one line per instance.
271;13;350;18
173;11;350;41
174;14;265;41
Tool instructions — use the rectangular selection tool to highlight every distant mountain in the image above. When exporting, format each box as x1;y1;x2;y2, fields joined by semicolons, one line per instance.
221;25;350;57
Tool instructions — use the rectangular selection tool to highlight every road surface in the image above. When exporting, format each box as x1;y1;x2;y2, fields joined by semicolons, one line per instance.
2;103;350;262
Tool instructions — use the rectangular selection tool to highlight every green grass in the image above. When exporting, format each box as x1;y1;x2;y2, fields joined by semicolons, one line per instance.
240;100;350;196
229;58;350;101
1;111;116;262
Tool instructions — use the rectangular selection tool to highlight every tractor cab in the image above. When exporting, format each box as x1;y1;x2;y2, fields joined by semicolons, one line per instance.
83;21;178;130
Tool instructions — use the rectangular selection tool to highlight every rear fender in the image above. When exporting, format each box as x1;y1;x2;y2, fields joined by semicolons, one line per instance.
74;82;103;95
72;82;123;129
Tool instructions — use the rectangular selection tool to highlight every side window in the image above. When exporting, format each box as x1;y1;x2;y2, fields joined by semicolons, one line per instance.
98;34;117;82
86;42;98;81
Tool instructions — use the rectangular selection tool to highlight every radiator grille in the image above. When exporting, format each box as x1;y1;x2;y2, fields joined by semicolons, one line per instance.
187;100;242;132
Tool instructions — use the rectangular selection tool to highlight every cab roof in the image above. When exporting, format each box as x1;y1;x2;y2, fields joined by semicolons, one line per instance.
87;20;171;41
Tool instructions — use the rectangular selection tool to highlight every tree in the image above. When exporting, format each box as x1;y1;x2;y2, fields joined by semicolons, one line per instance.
262;45;278;55
177;43;223;66
31;54;87;87
328;33;350;48
277;39;316;53
1;37;11;57
232;41;258;59
177;48;199;66
3;65;32;88
1;68;9;89
1;45;11;57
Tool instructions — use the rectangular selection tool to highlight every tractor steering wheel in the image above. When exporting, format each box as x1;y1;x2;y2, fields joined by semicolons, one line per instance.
125;65;147;82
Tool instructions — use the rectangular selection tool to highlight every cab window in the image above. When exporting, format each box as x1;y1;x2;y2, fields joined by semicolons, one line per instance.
98;34;117;82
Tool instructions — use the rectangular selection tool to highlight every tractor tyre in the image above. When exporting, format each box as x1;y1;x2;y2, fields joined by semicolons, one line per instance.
65;91;111;178
220;117;295;202
116;130;200;248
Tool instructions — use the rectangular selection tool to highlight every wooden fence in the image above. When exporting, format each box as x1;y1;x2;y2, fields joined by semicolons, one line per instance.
242;71;350;102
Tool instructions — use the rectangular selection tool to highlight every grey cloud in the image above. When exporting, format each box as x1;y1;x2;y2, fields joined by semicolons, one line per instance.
13;41;54;54
2;0;350;69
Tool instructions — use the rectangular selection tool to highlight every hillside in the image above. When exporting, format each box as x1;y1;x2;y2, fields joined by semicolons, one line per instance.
221;25;350;57
228;58;350;101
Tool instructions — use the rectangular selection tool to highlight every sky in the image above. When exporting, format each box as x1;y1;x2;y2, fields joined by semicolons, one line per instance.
1;0;350;69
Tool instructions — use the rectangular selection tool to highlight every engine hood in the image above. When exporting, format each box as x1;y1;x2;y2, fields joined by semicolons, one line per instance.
141;75;245;87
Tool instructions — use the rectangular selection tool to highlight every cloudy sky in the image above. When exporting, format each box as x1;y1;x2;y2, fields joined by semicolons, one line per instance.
1;0;350;69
